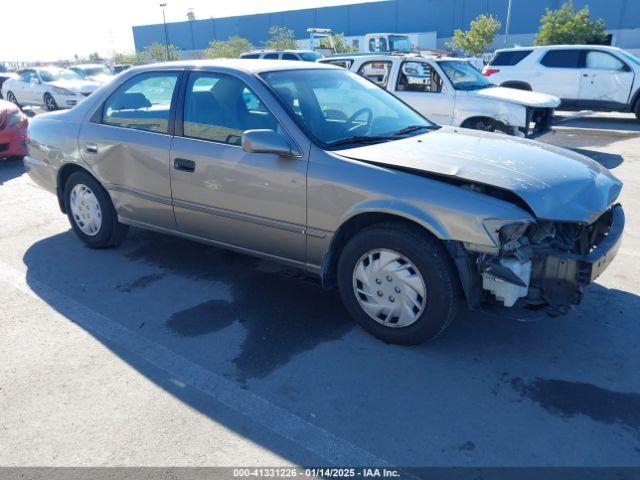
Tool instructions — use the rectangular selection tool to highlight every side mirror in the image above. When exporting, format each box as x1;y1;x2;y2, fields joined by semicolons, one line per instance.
241;129;300;157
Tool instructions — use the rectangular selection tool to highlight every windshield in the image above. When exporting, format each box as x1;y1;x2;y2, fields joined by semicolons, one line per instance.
261;69;433;148
436;60;494;90
39;68;83;82
299;52;324;62
389;35;411;53
620;51;640;67
83;66;113;76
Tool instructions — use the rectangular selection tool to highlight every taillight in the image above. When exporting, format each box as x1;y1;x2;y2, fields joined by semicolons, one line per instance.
483;68;500;77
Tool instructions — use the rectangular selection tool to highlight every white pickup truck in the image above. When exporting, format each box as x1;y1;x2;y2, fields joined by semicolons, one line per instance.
320;54;561;136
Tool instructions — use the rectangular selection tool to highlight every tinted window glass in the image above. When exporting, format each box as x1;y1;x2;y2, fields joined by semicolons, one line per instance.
357;61;392;87
183;73;277;146
241;53;259;59
490;50;532;66
586;51;625;70
263;53;279;59
397;62;442;93
540;50;583;68
103;72;178;133
282;53;300;61
323;60;353;69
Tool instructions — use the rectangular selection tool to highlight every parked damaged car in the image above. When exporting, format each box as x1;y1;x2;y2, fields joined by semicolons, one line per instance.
24;60;623;344
321;54;560;136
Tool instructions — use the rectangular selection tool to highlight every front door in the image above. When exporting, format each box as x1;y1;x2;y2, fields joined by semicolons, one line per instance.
579;50;634;105
169;71;307;261
392;61;454;125
78;70;181;230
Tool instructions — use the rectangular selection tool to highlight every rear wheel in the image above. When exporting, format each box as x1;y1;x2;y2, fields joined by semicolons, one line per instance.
64;171;128;248
337;223;459;345
44;93;58;111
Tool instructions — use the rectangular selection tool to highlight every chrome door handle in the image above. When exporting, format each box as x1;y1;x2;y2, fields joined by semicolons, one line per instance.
85;143;98;154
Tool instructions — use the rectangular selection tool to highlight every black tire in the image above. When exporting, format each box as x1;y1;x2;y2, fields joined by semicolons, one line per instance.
501;82;532;91
64;171;128;248
634;99;640;121
6;91;19;107
337;222;459;345
44;92;58;111
462;117;498;132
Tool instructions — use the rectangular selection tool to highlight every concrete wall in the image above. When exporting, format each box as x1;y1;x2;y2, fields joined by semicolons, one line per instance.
132;0;640;53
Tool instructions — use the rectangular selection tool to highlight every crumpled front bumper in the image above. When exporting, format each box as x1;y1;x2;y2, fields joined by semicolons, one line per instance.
538;204;624;310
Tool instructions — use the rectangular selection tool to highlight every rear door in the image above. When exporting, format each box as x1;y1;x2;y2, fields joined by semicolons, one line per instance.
534;49;583;100
392;60;454;125
169;70;307;261
78;70;181;230
579;50;634;105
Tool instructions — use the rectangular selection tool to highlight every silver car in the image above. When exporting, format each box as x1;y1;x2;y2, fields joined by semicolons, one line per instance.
24;60;624;345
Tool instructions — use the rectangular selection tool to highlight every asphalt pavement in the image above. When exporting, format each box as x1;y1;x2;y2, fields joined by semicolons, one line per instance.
1;117;639;468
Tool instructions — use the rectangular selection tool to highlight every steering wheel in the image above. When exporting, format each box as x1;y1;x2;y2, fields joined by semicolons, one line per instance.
345;107;373;134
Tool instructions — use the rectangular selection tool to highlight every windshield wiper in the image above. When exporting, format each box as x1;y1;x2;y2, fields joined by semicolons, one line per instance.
392;125;437;136
325;135;393;148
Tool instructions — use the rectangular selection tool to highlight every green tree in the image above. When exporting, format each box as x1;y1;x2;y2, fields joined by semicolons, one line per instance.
203;36;254;58
112;51;143;65
266;26;298;50
319;33;358;53
534;1;608;45
447;14;501;57
143;42;181;62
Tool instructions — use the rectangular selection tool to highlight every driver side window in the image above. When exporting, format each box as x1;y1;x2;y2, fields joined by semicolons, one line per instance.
397;62;442;93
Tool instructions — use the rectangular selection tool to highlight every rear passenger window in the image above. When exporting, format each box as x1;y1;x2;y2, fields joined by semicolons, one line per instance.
323;60;353;69
263;53;279;59
357;61;393;87
540;50;583;68
282;53;299;61
183;72;278;146
490;50;532;66
241;53;259;59
102;72;179;133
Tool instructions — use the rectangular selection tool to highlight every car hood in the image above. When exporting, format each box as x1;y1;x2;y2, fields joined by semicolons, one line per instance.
49;79;100;93
337;127;622;223
468;86;561;108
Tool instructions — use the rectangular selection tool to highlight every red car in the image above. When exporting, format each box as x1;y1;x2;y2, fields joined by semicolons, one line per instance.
0;99;28;160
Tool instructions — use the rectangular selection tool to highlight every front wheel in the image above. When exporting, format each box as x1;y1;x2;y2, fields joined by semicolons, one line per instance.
64;171;128;248
337;223;459;345
6;91;19;107
634;100;640;121
44;93;58;111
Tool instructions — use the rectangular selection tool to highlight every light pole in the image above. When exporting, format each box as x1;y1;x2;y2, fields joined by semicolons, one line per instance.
160;3;170;60
504;0;512;48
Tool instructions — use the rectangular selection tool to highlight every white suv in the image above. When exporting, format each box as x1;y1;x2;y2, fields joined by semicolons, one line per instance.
483;45;640;120
239;50;324;62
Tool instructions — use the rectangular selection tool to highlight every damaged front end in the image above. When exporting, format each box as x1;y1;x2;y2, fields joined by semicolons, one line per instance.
449;205;625;319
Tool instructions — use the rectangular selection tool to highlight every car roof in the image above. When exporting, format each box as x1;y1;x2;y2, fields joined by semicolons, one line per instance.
130;59;339;74
495;45;623;53
324;54;460;62
243;50;318;54
72;63;108;68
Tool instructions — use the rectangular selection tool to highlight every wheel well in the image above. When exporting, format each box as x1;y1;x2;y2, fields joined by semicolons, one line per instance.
500;81;532;91
56;164;94;213
321;212;442;289
460;116;498;129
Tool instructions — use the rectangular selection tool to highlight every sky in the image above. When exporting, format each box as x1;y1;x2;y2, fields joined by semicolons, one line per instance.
1;0;375;62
